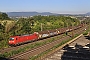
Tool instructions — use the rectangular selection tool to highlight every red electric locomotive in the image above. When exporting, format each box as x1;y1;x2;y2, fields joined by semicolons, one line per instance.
9;32;39;45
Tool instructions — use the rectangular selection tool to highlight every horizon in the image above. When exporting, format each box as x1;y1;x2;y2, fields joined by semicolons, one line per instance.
4;11;88;15
0;0;90;14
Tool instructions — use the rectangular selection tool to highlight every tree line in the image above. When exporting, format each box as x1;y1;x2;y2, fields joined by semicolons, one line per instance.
0;13;81;48
0;12;10;20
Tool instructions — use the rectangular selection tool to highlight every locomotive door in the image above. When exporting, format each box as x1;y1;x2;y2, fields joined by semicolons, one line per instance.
15;38;18;44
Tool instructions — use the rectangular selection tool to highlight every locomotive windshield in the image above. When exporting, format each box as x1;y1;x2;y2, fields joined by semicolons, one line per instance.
10;38;14;40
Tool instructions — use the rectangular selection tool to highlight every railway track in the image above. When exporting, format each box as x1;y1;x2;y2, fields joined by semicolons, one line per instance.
0;32;68;54
0;25;86;54
8;26;87;60
9;35;70;60
43;34;90;60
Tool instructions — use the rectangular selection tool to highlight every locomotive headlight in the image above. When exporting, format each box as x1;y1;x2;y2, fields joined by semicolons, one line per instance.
9;41;11;43
9;41;14;43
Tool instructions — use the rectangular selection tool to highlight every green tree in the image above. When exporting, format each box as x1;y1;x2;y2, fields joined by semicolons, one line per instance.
0;12;10;20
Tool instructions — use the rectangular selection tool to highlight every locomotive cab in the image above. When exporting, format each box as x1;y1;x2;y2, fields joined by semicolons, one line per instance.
9;36;18;45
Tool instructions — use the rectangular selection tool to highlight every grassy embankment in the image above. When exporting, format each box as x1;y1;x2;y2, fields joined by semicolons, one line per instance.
0;33;66;58
29;25;90;60
29;34;79;60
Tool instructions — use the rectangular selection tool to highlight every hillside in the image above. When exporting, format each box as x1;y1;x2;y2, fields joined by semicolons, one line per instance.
7;12;57;17
6;12;90;17
86;12;90;15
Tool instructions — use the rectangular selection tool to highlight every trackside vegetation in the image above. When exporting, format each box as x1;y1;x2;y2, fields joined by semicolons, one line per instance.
0;13;81;48
0;34;64;58
29;34;79;60
0;12;90;59
83;25;90;35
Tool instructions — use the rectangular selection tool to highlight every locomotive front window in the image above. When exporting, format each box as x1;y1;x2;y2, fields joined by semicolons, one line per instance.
10;38;14;40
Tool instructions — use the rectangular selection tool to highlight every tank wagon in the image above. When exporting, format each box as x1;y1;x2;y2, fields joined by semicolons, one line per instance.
9;24;83;46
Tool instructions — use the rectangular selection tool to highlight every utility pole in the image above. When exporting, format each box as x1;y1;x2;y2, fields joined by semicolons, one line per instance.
41;23;43;31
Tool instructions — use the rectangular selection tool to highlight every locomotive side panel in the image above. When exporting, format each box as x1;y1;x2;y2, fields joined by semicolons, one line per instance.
18;33;38;44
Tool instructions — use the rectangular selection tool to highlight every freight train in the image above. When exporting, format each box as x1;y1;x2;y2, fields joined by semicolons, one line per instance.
9;24;83;46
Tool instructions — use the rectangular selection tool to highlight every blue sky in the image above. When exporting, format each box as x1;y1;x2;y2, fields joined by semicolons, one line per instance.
0;0;90;14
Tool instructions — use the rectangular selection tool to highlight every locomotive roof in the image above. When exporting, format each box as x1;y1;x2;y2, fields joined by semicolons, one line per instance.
10;34;34;37
20;34;34;36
